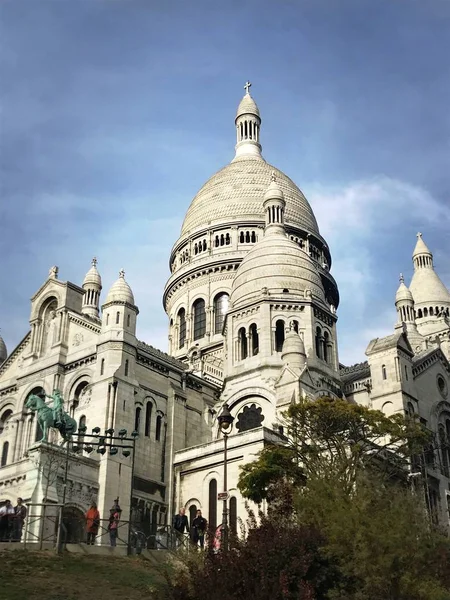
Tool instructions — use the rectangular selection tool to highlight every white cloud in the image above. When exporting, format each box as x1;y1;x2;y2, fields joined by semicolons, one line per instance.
304;176;450;365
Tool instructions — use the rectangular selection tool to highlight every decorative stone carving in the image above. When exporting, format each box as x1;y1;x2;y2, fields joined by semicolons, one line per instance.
73;333;84;347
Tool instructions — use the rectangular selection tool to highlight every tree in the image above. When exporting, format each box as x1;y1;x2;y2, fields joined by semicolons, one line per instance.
238;397;429;503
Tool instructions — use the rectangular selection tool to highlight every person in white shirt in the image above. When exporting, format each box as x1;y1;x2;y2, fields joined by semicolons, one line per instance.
0;500;15;541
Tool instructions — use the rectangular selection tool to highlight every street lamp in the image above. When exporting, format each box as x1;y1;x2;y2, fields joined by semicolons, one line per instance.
217;404;234;550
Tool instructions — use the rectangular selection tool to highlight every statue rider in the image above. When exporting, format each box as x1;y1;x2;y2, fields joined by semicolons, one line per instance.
47;389;64;428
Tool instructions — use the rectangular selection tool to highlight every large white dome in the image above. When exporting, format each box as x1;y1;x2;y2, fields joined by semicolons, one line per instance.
180;155;320;237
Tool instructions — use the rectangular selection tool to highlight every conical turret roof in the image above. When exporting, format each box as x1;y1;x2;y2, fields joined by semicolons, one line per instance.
105;270;135;305
83;257;102;288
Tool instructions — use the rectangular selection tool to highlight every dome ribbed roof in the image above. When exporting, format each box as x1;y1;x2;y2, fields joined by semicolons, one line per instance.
236;93;260;119
281;329;307;369
395;275;413;303
83;258;102;288
180;156;319;236
231;232;325;309
105;270;135;305
0;333;7;363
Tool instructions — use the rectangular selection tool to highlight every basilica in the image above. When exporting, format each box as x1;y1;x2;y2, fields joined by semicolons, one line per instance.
1;84;450;540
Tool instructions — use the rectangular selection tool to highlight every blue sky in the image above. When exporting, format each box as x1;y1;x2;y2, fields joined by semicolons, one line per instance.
1;0;449;365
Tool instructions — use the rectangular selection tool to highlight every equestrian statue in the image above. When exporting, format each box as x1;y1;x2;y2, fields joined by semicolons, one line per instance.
25;389;77;445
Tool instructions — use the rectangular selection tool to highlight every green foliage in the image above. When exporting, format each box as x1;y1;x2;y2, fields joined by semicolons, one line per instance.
238;396;429;503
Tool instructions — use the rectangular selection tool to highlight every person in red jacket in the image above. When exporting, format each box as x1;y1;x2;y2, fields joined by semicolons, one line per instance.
85;502;100;545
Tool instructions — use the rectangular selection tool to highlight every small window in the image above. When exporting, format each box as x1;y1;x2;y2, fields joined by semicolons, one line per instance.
193;299;206;340
214;293;229;334
315;327;322;359
250;323;259;356
145;402;152;437
156;415;162;441
209;479;217;530
116;311;120;325
106;313;109;326
275;320;285;352
127;314;131;327
1;441;9;467
134;407;141;432
404;365;408;381
125;360;129;377
178;308;186;348
239;327;248;359
382;364;387;380
100;358;105;376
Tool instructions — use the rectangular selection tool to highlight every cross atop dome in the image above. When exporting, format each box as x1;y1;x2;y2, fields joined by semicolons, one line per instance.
119;268;125;278
92;257;98;267
244;81;252;95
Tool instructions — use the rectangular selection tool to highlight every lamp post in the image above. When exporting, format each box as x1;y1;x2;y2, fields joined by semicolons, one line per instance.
217;404;234;551
57;426;138;554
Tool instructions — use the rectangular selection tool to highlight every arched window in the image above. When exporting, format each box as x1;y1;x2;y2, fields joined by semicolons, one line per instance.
404;364;408;381
127;314;131;328
214;293;229;334
291;320;299;333
124;360;129;377
275;320;285;353
209;479;217;530
71;381;88;415
251;231;256;243
238;327;248;360
193;299;206;340
225;233;231;245
0;409;13;434
249;323;259;356
134;407;141;433
100;358;105;375
116;311;120;325
189;504;197;526
418;309;423;318
156;415;162;441
424;308;428;317
145;402;152;437
229;496;237;533
106;313;109;326
239;232;244;243
315;327;322;359
323;331;329;363
178;308;186;349
1;441;8;467
382;364;387;380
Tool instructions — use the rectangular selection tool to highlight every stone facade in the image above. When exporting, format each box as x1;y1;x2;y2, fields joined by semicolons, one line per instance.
0;265;219;538
1;84;450;537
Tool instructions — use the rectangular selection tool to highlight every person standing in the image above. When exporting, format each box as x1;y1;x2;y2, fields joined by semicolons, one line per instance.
0;500;15;541
108;508;120;547
172;507;189;549
85;502;100;545
13;498;27;542
191;509;207;549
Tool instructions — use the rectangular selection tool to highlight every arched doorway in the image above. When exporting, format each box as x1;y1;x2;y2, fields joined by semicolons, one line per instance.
61;506;85;543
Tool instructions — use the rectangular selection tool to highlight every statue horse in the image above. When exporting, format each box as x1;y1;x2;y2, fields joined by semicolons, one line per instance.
25;394;77;445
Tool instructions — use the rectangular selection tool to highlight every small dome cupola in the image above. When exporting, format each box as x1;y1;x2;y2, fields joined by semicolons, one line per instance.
105;269;135;306
263;173;286;236
281;323;306;369
82;257;102;318
0;330;7;364
234;81;262;159
395;273;415;324
409;233;450;310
